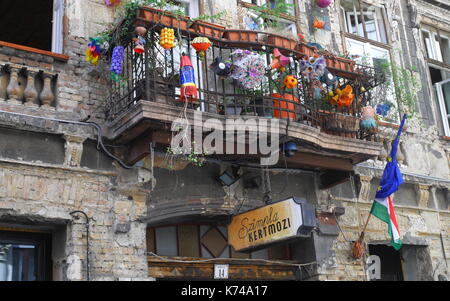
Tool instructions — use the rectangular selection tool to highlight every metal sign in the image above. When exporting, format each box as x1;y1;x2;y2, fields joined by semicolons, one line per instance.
214;264;229;279
366;255;381;280
228;197;315;252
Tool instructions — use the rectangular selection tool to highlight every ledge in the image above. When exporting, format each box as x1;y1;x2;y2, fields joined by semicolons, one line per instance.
0;41;70;62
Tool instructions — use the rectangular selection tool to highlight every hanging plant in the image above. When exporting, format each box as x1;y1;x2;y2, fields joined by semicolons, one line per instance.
110;46;125;82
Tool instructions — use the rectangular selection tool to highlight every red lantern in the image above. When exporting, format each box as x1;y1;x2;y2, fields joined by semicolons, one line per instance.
192;37;211;60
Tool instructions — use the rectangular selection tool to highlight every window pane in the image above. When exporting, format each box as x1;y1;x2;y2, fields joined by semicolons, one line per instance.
0;244;37;281
178;225;200;257
422;31;434;59
441;37;450;64
155;227;178;256
434;35;444;61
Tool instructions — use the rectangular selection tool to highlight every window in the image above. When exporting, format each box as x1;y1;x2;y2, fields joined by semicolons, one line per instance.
368;244;404;281
341;0;387;44
0;230;52;281
346;38;398;122
147;225;292;260
422;27;450;64
436;79;450;136
240;0;297;36
0;0;64;53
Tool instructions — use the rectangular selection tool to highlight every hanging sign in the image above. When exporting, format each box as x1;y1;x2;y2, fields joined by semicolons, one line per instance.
228;197;315;252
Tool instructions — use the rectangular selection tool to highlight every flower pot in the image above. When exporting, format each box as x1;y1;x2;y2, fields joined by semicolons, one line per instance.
223;30;259;47
138;7;189;30
267;34;296;51
272;93;299;120
190;20;225;40
225;106;242;116
295;42;315;58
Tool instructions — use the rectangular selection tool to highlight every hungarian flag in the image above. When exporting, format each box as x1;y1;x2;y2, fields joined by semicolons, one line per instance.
370;114;407;251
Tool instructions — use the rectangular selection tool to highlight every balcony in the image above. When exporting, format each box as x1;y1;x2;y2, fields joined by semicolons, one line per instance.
103;7;384;187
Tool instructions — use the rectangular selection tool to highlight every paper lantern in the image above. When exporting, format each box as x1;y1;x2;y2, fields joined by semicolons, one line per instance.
86;38;102;65
316;0;333;8
160;27;176;50
192;37;211;60
180;54;198;101
283;75;298;89
105;0;121;6
269;48;290;72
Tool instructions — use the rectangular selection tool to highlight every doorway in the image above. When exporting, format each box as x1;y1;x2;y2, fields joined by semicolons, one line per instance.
368;244;404;281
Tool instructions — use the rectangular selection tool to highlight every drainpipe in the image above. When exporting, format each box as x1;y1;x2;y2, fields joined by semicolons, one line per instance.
70;210;90;281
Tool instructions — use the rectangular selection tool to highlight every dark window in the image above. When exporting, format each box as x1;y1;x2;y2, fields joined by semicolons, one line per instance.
0;0;54;51
0;230;52;281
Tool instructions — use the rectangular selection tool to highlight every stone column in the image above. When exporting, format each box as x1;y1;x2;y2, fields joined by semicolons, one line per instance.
63;135;87;167
358;174;373;201
6;67;22;104
40;72;55;109
0;65;7;101
415;184;431;208
23;70;39;107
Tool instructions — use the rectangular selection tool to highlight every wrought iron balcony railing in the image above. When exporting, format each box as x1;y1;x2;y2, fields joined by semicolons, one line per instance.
104;10;385;140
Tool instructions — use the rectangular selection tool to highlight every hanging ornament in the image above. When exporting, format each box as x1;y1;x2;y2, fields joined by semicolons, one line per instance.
229;49;266;90
160;27;176;51
105;0;121;6
313;18;326;29
330;85;355;107
192;37;211;60
316;0;333;8
320;68;337;86
86;37;102;65
300;55;326;80
360;105;377;131
283;75;298;89
209;57;231;77
133;26;147;54
268;48;291;72
376;103;391;117
179;54;198;101
110;46;125;82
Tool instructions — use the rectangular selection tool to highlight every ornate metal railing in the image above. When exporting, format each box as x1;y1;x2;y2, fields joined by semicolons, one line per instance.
104;11;385;140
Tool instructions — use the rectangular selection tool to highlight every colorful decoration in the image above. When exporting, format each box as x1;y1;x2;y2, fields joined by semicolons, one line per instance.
316;0;333;8
229;49;266;90
377;103;391;117
360;106;377;131
209;57;231;77
283;75;298;89
313;18;326;29
105;0;121;6
192;37;211;60
85;38;102;65
269;48;291;72
272;93;299;120
180;54;198;101
320;68;337;86
110;46;125;82
330;85;355;107
160;27;176;51
300;55;326;80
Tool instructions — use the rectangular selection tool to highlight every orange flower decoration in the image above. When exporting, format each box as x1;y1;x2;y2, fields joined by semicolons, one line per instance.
283;75;298;89
331;85;355;107
313;18;325;29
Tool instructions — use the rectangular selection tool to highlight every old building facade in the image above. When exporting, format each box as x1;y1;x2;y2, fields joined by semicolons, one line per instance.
0;0;448;281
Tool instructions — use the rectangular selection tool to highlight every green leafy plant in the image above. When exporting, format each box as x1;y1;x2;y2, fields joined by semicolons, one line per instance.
247;0;294;30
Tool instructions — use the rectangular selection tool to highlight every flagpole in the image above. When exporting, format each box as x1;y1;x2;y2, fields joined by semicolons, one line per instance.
352;114;408;260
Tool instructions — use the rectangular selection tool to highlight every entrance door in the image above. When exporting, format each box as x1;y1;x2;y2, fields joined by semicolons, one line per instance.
368;244;404;281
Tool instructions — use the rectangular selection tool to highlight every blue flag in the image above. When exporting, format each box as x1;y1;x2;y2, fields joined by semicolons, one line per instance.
375;114;407;199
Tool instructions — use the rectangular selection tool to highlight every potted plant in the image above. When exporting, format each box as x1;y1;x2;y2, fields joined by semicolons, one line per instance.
137;6;190;30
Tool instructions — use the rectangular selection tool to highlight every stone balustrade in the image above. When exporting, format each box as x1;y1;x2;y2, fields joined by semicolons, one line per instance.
0;63;57;109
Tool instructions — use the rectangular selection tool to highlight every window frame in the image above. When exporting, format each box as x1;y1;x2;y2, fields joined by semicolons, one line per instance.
340;0;388;45
421;26;450;66
435;78;450;137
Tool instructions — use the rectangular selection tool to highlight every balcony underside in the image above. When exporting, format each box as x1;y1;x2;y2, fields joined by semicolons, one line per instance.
105;101;382;187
